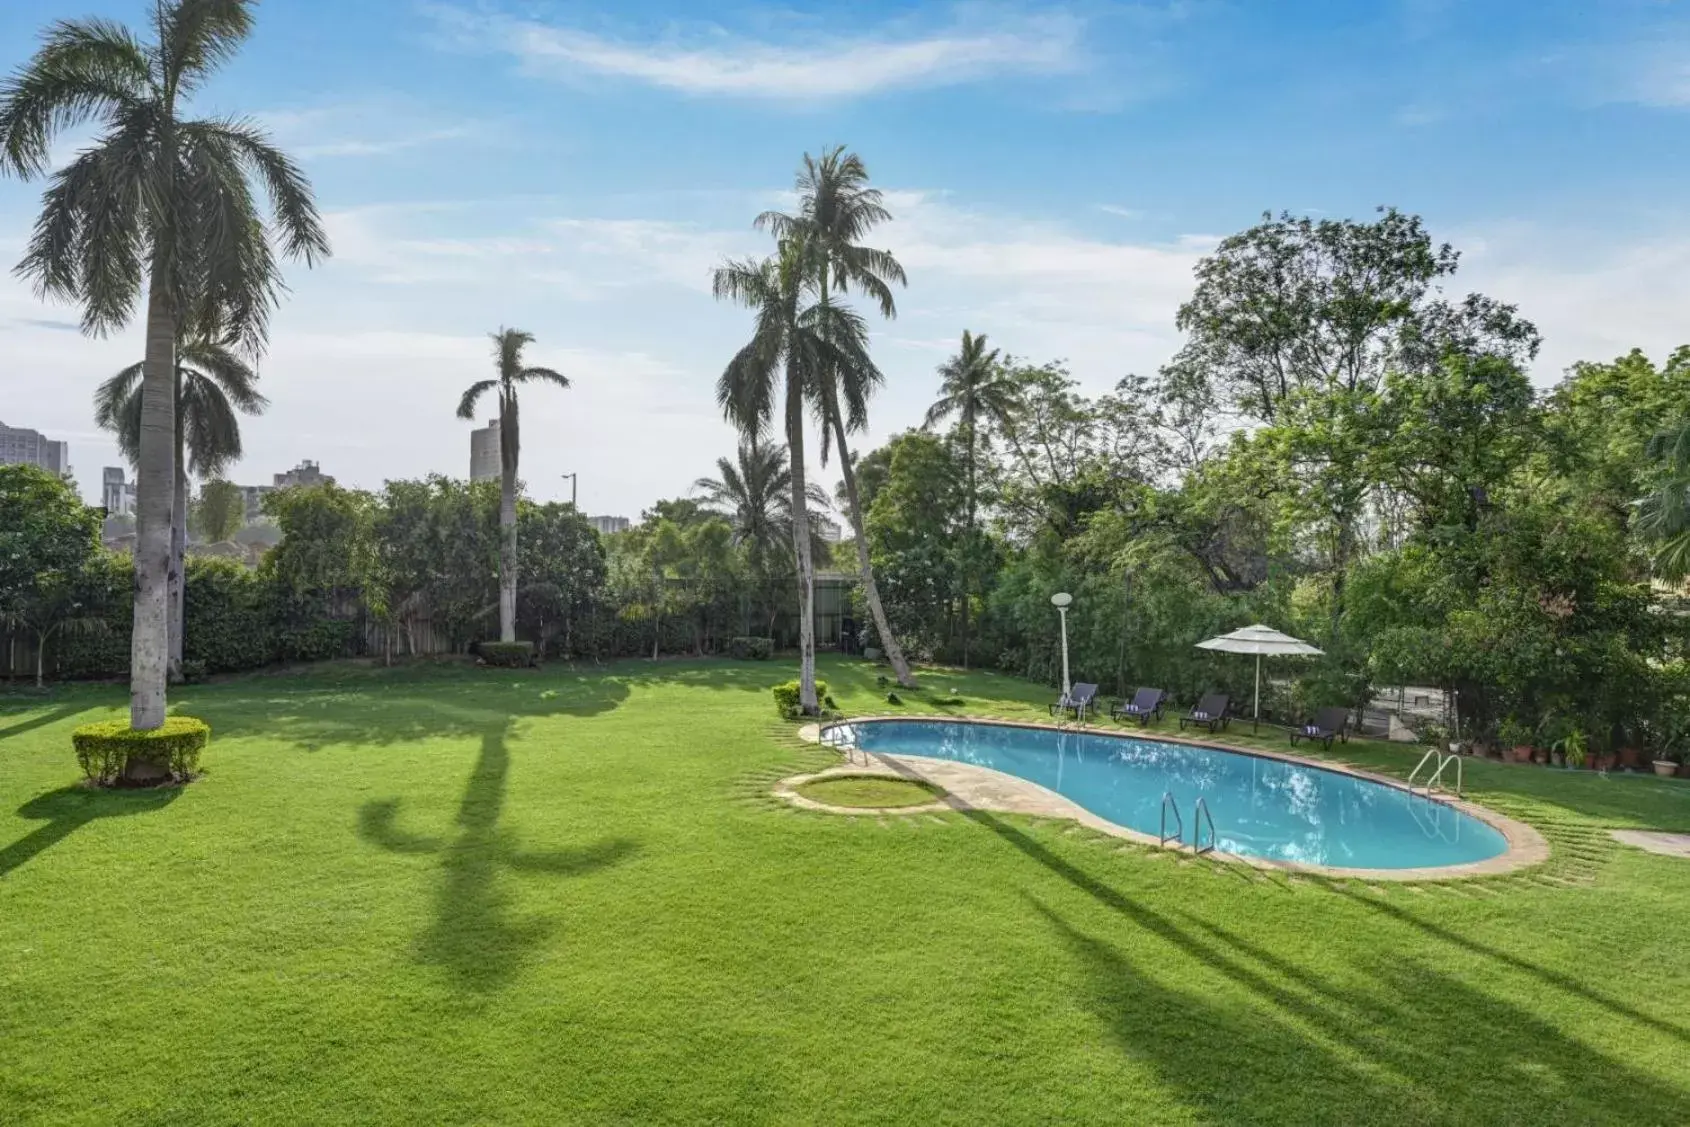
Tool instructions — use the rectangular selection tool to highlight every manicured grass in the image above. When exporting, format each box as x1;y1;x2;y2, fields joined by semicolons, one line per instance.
795;774;944;808
2;656;1689;1125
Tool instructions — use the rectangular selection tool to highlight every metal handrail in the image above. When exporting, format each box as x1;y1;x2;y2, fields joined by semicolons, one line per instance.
1192;797;1216;855
1407;747;1440;790
1159;791;1183;847
1408;747;1464;797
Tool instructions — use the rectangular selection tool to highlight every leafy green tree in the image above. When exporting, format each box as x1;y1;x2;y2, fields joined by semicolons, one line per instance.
97;335;264;678
865;432;966;657
758;145;916;688
1639;419;1690;582
713;238;870;714
262;483;377;608
517;501;606;656
374;477;500;653
1544;347;1690;524
0;0;329;729
191;479;244;543
695;438;822;635
456;328;570;645
0;464;103;685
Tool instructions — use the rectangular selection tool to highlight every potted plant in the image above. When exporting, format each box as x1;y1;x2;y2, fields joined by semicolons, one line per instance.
1653;702;1689;778
1552;727;1587;771
1498;716;1533;764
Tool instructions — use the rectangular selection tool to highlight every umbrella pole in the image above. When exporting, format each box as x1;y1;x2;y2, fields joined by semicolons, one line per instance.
1253;654;1261;735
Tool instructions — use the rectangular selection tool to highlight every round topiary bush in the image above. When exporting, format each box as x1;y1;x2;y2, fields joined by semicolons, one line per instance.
71;716;210;786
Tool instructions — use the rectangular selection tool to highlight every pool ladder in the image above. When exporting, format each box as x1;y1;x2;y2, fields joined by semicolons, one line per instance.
1159;792;1217;855
1408;747;1464;797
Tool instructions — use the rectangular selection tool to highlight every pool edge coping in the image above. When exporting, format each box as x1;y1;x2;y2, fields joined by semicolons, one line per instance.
787;715;1549;882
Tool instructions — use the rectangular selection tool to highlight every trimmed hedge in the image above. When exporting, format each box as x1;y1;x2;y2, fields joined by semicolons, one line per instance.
480;640;537;668
729;636;774;660
773;678;830;718
72;716;210;785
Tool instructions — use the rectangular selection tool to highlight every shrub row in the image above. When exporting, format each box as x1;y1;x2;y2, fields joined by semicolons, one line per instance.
728;636;774;660
479;641;537;668
72;716;210;785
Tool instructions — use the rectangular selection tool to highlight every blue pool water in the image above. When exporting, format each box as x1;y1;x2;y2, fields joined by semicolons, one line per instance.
823;720;1508;870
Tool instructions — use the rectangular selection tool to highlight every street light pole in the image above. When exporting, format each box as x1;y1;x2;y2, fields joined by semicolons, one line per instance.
1050;592;1073;699
560;472;577;508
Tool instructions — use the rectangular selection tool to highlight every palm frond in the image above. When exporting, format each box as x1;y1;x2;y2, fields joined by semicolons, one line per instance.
180;115;328;264
180;336;265;412
0;17;150;176
158;0;254;97
93;363;145;466
180;370;243;475
517;365;570;389
457;378;498;421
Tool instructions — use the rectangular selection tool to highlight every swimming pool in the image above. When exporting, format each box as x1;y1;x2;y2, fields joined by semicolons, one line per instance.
822;719;1509;871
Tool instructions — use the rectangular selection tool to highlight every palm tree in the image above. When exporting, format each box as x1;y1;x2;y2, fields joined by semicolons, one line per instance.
95;336;265;680
0;1;329;731
924;330;1016;663
456;328;570;643
757;146;916;687
1640;419;1690;582
714;239;872;714
694;437;828;634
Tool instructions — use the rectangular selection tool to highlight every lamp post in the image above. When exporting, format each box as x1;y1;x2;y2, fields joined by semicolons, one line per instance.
560;472;577;508
1050;592;1073;699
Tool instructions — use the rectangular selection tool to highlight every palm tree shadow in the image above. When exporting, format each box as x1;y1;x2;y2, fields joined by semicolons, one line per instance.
357;724;637;993
0;703;86;743
1;785;180;879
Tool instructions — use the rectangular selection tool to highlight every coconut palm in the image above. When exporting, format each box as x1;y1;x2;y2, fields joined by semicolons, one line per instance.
1639;419;1690;582
694;437;828;634
925;330;1019;664
456;328;570;643
95;337;266;679
757;146;916;687
713;239;872;714
0;1;329;731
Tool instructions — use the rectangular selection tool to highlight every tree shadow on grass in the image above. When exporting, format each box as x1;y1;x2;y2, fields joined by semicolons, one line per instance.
187;668;636;752
949;796;1687;1120
0;785;180;879
1031;896;1687;1124
357;722;637;993
0;703;87;743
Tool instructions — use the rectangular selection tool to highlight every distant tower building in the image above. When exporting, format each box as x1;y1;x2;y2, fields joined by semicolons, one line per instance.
101;466;137;515
588;515;631;536
273;459;332;489
239;485;275;522
813;516;843;543
470;419;501;482
0;419;70;476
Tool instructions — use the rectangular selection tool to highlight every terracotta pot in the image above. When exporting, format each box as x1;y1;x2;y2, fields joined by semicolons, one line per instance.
1512;744;1534;763
1618;747;1641;769
1654;760;1679;778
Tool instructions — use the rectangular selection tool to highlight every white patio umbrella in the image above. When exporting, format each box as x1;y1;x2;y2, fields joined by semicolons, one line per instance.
1194;624;1324;730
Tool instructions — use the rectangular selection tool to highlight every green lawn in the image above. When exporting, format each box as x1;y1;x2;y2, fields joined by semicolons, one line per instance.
2;656;1688;1125
795;774;945;808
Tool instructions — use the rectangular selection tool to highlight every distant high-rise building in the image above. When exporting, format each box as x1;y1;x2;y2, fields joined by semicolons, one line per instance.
813;516;844;543
0;419;70;477
470;419;501;482
588;515;631;536
273;459;332;489
101;466;137;515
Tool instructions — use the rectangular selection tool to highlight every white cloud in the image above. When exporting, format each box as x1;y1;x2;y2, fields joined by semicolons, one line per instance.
428;4;1088;100
254;104;487;160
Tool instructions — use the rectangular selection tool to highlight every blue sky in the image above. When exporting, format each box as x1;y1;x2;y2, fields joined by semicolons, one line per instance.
4;0;1690;516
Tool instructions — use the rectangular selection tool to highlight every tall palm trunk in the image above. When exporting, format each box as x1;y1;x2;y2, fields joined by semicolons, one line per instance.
499;469;517;643
130;259;176;735
960;416;976;668
497;399;518;643
826;392;916;689
786;356;819;713
168;415;186;683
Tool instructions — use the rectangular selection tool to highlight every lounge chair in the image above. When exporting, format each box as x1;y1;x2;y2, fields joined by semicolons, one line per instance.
1050;683;1099;721
1111;687;1166;726
1178;693;1231;734
1289;707;1350;751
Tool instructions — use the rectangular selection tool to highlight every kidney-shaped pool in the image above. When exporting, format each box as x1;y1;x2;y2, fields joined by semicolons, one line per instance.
821;719;1509;871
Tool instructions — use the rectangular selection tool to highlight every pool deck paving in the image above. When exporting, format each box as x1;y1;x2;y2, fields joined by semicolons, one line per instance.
1609;830;1690;859
788;715;1549;882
